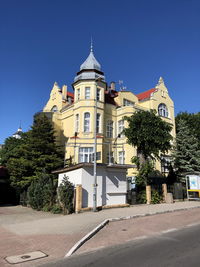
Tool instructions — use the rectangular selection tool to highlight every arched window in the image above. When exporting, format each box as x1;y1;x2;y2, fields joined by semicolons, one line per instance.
51;105;58;112
75;114;79;132
96;113;101;133
106;120;113;138
158;103;168;118
84;112;90;132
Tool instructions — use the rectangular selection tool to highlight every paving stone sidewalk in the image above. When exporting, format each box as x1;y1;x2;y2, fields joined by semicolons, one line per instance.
1;201;200;267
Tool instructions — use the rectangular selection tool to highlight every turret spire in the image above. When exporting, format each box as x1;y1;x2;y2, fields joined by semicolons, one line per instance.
74;41;105;82
90;37;93;52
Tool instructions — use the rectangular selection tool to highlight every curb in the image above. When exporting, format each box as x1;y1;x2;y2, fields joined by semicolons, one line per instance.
65;205;200;257
65;219;109;257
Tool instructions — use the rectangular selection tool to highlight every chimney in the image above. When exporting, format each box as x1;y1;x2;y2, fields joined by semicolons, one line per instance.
110;81;115;91
62;85;67;100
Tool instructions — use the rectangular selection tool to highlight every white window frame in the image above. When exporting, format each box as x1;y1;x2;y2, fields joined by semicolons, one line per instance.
158;103;169;118
79;147;93;163
106;120;113;138
75;114;79;132
107;151;114;164
85;87;90;99
161;155;171;174
96;113;101;133
118;151;125;164
118;120;124;137
84;112;90;132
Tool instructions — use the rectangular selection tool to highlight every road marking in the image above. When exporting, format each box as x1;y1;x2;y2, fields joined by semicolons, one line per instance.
162;228;177;234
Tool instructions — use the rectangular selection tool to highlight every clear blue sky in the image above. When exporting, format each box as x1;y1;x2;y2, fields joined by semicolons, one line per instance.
1;0;200;144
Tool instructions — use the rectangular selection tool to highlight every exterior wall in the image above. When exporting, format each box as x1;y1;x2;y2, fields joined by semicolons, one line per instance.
115;91;139;106
58;166;127;208
58;168;83;186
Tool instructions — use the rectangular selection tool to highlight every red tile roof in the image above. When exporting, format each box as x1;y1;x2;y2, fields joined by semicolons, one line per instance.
136;88;157;101
67;92;74;98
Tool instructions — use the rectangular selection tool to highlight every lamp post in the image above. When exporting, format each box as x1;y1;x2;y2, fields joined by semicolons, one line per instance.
93;77;101;212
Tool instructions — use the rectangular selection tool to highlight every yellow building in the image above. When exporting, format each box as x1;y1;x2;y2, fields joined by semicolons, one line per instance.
43;45;175;178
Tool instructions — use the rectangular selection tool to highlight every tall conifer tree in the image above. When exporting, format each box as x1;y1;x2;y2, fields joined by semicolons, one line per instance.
4;113;63;192
173;119;200;178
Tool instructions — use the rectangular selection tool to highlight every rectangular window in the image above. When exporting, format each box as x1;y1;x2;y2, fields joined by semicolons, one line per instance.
118;120;124;137
85;87;90;99
97;88;101;101
106;120;113;138
161;156;171;174
79;147;93;163
91;151;101;161
107;152;114;164
123;99;135;106
96;113;100;133
77;88;80;100
118;151;125;164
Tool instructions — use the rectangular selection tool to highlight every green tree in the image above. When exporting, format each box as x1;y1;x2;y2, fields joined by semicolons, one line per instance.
27;113;63;177
1;133;34;192
173;119;200;179
124;110;173;162
176;112;200;149
2;113;63;204
0;136;24;166
124;110;173;203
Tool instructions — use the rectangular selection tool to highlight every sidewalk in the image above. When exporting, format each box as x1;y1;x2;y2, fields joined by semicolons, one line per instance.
1;201;200;266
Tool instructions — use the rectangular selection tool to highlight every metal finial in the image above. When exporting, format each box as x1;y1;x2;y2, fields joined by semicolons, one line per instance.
90;37;93;52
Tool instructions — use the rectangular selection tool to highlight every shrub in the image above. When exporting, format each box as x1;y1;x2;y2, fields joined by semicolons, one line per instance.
28;173;57;211
58;175;74;215
136;189;146;204
151;189;162;204
51;204;62;214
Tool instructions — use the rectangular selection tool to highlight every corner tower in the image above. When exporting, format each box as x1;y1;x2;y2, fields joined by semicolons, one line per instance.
69;44;107;165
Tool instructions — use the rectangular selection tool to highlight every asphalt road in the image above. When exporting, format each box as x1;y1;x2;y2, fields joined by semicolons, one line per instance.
41;223;200;267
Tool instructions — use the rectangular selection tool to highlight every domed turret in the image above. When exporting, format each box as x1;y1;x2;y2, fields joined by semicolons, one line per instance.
80;43;101;71
74;42;105;82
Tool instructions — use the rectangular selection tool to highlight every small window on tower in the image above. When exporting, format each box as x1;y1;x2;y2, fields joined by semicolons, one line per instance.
85;87;90;99
97;88;101;101
77;88;80;100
